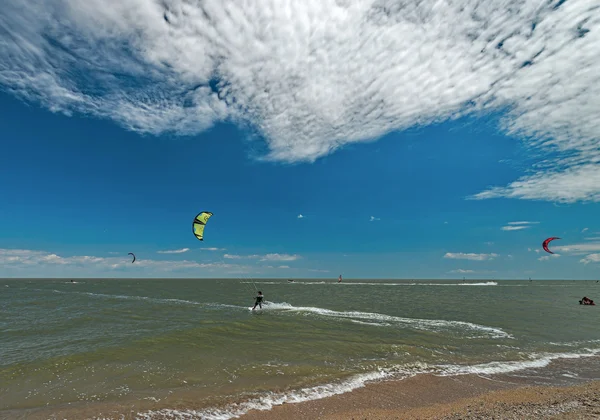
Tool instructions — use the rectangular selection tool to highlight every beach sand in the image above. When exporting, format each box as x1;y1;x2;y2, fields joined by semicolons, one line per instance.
240;374;600;420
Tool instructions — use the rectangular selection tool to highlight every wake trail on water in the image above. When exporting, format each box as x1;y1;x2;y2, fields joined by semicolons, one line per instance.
253;301;511;339
41;289;239;310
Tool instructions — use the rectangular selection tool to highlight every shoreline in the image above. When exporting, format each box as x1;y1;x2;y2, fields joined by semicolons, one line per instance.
239;374;600;420
4;362;600;419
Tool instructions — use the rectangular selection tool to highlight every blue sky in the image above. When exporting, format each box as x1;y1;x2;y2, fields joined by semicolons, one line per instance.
1;0;599;279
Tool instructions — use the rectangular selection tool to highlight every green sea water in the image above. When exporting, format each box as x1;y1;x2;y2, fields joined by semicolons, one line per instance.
1;278;599;419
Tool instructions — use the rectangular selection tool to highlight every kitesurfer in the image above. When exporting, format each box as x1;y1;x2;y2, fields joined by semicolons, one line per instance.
252;291;264;310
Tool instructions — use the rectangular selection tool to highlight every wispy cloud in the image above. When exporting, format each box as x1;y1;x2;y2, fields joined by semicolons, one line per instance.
0;248;245;277
501;221;538;231
443;252;498;261
297;214;304;219
582;228;589;233
370;216;380;222
507;221;539;225
2;1;598;203
157;248;190;254
580;254;600;265
200;247;226;251
223;253;301;262
501;225;529;231
449;269;497;274
552;242;600;255
538;254;560;261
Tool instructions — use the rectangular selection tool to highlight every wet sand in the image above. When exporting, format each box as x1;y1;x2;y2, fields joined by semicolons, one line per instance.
240;374;600;419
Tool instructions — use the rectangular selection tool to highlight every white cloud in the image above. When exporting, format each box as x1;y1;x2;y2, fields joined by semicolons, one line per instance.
552;242;600;255
224;253;300;262
501;225;529;231
370;216;380;222
582;227;589;233
0;248;246;277
157;248;190;254
443;252;498;261
449;269;475;274
507;221;539;225
278;265;290;269
584;237;600;241
2;1;598;203
501;220;539;230
538;254;560;261
297;214;304;219
580;254;600;264
260;253;301;262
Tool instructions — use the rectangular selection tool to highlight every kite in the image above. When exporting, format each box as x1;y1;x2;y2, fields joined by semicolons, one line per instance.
192;211;213;241
128;252;136;263
542;237;560;254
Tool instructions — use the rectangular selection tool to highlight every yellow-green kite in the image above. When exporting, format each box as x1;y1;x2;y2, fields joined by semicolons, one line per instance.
192;211;213;241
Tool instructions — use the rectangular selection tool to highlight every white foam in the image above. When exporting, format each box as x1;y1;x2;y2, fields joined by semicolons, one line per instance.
437;348;600;376
259;301;511;339
244;281;498;286
136;369;396;420
134;348;600;420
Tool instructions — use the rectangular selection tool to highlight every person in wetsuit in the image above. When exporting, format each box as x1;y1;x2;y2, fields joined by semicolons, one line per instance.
252;291;264;310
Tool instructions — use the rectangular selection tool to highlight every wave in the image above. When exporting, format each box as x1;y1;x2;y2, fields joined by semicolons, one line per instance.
135;347;600;420
257;301;511;339
437;347;600;376
243;281;498;286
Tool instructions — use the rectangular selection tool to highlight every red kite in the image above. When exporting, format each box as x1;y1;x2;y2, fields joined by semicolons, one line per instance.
542;237;560;254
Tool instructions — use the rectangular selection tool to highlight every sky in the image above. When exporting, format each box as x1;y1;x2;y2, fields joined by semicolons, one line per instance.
0;0;599;279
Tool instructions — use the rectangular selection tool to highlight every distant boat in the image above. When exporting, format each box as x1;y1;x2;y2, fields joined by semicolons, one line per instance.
338;274;342;283
287;279;294;283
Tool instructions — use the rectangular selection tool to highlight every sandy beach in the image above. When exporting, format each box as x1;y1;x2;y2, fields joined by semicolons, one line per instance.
240;374;600;420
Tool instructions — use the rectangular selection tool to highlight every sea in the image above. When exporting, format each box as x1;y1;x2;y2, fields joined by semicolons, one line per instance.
1;278;599;419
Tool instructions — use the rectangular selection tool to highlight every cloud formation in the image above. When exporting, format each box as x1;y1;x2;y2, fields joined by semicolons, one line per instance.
580;253;600;264
552;242;600;255
1;0;599;202
0;248;244;277
370;216;380;222
156;248;190;254
297;214;305;219
501;225;528;231
501;221;538;231
443;252;498;261
538;254;560;261
449;269;475;274
223;253;301;262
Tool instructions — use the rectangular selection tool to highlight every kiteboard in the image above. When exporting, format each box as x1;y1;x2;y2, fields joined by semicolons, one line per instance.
248;306;263;312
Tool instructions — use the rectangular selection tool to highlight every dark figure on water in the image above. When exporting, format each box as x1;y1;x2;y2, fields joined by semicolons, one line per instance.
252;291;264;310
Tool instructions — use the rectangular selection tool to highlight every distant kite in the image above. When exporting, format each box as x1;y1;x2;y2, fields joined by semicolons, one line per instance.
542;237;560;254
128;252;136;263
192;211;213;241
